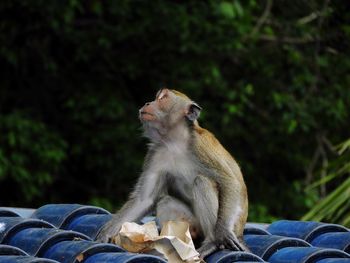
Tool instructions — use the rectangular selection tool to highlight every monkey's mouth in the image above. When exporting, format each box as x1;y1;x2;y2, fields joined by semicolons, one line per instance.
139;111;156;121
140;111;154;116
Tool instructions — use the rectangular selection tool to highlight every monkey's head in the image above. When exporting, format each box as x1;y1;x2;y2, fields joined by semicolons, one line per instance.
139;88;201;141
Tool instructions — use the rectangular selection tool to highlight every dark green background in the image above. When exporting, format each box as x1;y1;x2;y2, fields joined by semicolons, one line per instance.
0;0;349;223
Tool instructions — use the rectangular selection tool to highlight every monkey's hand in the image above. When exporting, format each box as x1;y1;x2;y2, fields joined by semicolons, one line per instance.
96;220;122;243
214;225;245;251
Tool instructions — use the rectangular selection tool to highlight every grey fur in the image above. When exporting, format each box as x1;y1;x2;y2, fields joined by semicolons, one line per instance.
96;89;248;259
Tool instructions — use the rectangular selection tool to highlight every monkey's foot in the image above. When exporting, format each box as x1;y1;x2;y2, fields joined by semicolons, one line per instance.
96;223;121;243
197;241;217;259
215;230;245;251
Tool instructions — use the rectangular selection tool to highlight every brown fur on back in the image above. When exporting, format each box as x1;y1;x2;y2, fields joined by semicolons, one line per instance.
193;123;248;237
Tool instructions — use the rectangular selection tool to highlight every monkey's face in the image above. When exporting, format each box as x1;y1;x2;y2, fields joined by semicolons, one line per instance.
139;89;201;141
139;89;175;122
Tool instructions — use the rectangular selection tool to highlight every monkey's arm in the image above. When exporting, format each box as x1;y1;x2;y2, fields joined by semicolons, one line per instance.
96;171;163;242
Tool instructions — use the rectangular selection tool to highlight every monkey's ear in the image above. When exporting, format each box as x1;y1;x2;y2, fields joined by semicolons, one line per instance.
186;102;202;121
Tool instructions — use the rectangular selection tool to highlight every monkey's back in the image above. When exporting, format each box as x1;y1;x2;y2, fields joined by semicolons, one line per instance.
193;123;248;237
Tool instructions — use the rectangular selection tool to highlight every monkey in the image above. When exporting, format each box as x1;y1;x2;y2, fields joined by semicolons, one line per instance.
97;88;249;258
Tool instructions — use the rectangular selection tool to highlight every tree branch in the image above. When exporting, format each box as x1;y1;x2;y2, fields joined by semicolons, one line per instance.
250;0;273;37
318;134;328;197
258;34;317;44
305;141;321;185
297;12;320;25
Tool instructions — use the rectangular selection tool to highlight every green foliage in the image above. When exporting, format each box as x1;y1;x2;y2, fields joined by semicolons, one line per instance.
0;0;349;222
303;139;350;227
248;203;278;223
0;112;67;203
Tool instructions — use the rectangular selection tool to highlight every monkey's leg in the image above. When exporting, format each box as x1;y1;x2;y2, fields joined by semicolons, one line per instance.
192;176;219;258
194;176;247;256
156;195;194;224
156;195;201;241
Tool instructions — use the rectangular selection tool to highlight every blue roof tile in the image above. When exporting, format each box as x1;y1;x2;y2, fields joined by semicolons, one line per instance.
65;214;112;240
0;255;59;263
311;232;350;253
0;244;28;256
83;252;167;263
1;204;350;263
268;247;349;263
31;204;109;229
42;240;124;263
8;228;90;257
267;220;349;242
205;250;265;262
0;218;54;244
244;234;310;260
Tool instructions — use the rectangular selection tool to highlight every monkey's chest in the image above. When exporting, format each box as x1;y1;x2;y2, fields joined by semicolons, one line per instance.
154;148;197;176
166;175;195;204
152;147;199;198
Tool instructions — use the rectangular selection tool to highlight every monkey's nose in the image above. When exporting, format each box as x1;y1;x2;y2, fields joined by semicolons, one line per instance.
145;102;151;106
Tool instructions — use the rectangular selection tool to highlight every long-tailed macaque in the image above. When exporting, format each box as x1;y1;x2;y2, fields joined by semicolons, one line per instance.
97;89;248;258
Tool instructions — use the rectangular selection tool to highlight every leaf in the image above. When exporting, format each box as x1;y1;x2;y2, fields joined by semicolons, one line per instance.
302;176;350;227
91;0;103;15
287;119;297;134
219;2;236;18
336;138;350;155
307;171;339;189
234;1;244;17
245;84;254;95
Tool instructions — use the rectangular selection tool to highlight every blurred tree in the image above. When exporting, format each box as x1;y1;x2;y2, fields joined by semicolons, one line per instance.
0;0;349;222
0;112;67;204
303;138;350;227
